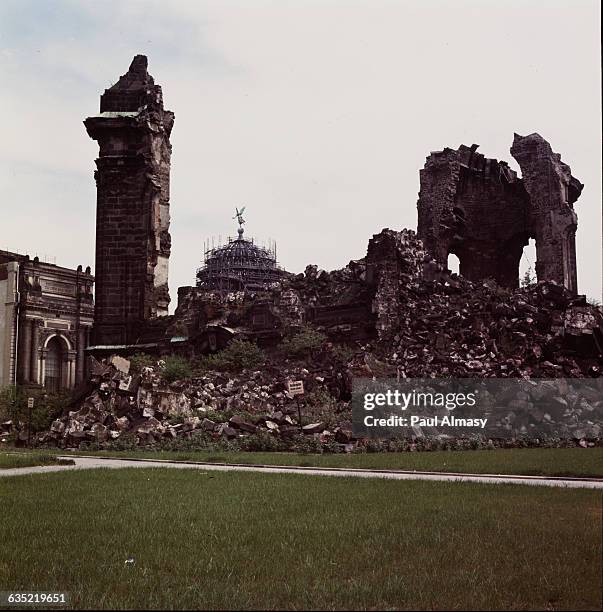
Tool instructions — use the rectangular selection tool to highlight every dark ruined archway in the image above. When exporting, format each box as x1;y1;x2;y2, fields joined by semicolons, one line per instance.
44;336;67;392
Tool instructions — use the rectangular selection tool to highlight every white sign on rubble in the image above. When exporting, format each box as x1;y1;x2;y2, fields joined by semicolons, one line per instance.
118;376;133;391
27;397;34;409
109;355;131;375
287;380;304;396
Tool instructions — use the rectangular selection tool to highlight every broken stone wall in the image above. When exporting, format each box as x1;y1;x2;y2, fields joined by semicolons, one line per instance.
417;134;583;293
510;133;582;293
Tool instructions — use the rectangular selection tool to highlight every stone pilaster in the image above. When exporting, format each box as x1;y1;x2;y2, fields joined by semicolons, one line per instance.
30;320;40;384
76;326;87;384
18;317;32;383
67;350;77;389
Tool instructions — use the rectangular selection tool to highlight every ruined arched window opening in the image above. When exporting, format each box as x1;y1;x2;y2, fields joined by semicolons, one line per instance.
45;337;64;392
520;238;537;287
417;134;583;293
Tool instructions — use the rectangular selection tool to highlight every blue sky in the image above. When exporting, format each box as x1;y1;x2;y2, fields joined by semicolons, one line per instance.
1;0;601;304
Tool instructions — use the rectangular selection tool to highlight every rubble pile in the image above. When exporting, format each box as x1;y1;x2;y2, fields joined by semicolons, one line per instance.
269;228;601;379
282;262;369;309
367;230;602;378
36;354;354;449
29;227;603;451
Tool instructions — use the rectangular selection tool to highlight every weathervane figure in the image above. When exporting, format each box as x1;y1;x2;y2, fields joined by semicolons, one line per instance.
233;206;246;239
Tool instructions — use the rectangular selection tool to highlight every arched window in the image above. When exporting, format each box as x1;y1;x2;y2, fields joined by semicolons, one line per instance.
519;238;537;287
45;337;64;392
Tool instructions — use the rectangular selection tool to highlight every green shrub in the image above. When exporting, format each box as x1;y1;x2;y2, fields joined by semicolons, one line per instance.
322;439;343;454
156;432;242;453
198;339;265;372
161;356;193;383
167;414;186;426
0;386;68;433
201;409;231;424
239;431;285;452
0;385;25;423
30;392;70;433
292;434;324;455
129;352;155;372
302;387;341;428
331;344;354;364
304;387;335;409
280;326;327;357
88;433;139;452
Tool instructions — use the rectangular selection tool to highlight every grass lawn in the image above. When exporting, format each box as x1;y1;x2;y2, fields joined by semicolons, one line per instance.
0;452;74;470
43;446;603;478
0;468;601;610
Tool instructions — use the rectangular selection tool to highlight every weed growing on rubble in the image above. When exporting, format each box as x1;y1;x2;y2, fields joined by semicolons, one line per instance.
330;344;354;364
291;435;324;454
239;431;286;452
160;356;193;383
280;325;327;357
197;339;265;372
129;352;156;372
302;388;346;429
81;433;139;452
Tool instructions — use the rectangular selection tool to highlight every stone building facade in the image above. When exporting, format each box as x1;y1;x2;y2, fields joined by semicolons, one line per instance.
0;252;94;391
85;55;174;347
417;133;583;292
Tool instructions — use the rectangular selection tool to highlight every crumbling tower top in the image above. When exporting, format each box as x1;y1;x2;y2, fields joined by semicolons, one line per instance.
99;55;160;113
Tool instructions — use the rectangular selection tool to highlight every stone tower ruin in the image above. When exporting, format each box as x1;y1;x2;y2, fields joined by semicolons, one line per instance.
417;133;583;292
85;55;174;346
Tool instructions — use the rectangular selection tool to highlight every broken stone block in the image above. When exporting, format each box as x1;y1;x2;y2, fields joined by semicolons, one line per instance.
137;417;164;435
201;418;216;431
302;422;324;434
90;423;108;442
229;414;257;433
115;416;130;431
182;416;201;432
50;419;65;434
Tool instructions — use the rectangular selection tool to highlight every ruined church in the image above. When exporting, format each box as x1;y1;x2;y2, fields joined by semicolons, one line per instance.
0;53;593;394
82;54;586;358
6;54;601;452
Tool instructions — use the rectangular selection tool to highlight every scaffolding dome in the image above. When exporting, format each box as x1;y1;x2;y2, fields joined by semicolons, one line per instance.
197;229;284;292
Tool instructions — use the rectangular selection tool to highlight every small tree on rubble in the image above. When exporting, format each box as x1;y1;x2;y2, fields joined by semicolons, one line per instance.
280;325;327;358
521;267;536;288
